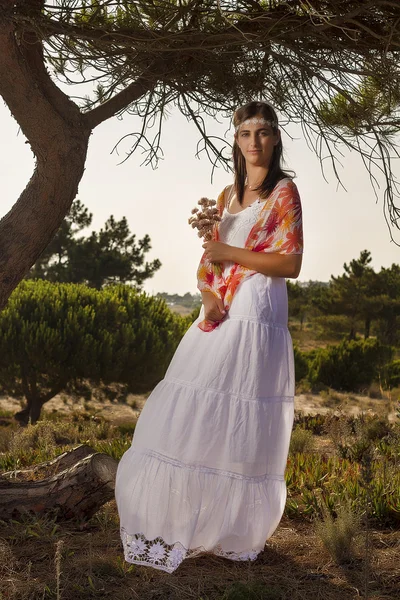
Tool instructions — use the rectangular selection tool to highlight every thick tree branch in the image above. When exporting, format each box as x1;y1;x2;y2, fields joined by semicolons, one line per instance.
0;28;83;157
85;75;155;129
0;0;398;305
12;4;400;54
0;16;90;310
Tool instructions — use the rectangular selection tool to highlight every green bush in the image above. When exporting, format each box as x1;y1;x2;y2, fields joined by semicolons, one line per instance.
289;428;315;454
293;413;327;435
315;503;361;564
383;359;400;389
307;338;394;392
293;345;309;382
313;314;354;341
0;281;187;423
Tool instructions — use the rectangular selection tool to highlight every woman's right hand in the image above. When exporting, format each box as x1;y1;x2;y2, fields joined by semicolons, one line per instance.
201;291;226;322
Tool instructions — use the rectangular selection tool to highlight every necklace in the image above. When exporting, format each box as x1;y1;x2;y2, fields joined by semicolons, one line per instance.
245;176;261;190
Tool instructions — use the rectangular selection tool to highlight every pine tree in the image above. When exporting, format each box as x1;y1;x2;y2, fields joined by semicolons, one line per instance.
0;280;186;424
27;200;161;289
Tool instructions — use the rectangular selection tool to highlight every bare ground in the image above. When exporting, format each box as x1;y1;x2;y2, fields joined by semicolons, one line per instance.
0;391;399;599
0;389;397;426
0;507;398;600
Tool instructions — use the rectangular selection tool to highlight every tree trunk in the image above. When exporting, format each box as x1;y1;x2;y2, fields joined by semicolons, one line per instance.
0;18;90;312
0;9;153;312
364;316;371;339
15;371;67;425
0;451;118;520
348;327;356;340
15;368;43;425
14;396;45;426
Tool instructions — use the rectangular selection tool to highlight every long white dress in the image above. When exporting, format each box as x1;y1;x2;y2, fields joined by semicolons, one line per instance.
115;195;295;573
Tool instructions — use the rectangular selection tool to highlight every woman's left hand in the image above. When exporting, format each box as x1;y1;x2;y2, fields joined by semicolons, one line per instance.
202;241;232;262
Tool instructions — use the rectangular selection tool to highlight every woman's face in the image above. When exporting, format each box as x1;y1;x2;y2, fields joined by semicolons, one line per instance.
235;115;280;169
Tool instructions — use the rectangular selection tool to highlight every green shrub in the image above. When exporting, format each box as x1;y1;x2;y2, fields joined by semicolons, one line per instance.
383;359;400;389
117;422;136;436
289;428;315;454
364;417;392;441
315;503;361;564
0;281;186;423
314;314;353;341
293;413;327;435
293;345;309;382
307;338;394;392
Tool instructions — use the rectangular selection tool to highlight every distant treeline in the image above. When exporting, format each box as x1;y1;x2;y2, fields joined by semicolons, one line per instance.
159;250;399;346
287;250;399;346
155;292;202;309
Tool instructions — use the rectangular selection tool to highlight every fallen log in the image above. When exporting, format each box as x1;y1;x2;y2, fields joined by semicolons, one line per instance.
1;444;96;481
0;452;118;521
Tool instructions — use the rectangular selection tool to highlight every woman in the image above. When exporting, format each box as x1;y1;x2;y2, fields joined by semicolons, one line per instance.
115;101;303;573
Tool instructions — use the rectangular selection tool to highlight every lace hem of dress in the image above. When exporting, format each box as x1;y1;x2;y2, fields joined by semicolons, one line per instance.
121;529;260;573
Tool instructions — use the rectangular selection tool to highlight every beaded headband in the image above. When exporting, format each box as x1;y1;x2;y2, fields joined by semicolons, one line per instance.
235;117;278;132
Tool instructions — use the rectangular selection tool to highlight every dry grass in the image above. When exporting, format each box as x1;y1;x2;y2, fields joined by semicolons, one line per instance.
1;507;399;600
314;504;362;565
294;391;398;422
289;428;315;454
0;398;399;599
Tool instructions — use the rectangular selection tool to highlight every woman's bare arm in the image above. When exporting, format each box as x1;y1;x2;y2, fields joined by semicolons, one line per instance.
229;247;302;278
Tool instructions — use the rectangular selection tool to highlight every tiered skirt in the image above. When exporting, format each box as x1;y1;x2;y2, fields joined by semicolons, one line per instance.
116;280;295;573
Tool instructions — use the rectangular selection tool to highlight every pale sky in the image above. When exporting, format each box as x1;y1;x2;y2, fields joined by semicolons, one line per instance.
1;100;399;295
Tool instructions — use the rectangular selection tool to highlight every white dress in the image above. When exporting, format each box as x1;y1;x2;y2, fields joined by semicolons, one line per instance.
115;195;295;573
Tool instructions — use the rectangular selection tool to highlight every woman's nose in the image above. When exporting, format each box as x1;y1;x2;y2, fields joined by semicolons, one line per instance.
249;134;260;147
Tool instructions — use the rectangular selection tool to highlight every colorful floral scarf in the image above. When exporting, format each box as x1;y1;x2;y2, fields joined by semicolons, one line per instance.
196;177;303;332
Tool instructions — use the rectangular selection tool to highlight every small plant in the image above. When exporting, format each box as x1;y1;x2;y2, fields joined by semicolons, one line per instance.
325;410;353;452
364;416;392;441
55;539;64;600
293;412;327;435
0;427;13;452
95;437;131;460
94;502;119;534
9;422;57;456
117;422;136;436
359;443;374;600
128;396;139;410
294;379;313;394
315;503;361;564
83;400;93;412
7;513;60;544
319;388;343;408
289;427;315;454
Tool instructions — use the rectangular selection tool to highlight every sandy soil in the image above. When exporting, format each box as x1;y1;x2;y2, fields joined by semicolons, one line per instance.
0;389;397;424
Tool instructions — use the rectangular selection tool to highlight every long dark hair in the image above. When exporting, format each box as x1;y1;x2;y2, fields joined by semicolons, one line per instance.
233;101;295;205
